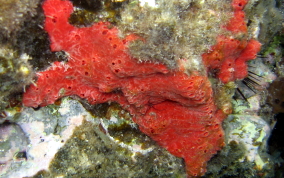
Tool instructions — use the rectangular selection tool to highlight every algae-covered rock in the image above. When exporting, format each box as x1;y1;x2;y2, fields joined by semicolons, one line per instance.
245;0;283;47
118;0;232;71
0;0;40;38
0;47;33;111
204;114;274;178
1;98;186;178
0;122;29;175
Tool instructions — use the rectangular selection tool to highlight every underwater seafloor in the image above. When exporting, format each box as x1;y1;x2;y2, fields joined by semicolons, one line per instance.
1;0;284;177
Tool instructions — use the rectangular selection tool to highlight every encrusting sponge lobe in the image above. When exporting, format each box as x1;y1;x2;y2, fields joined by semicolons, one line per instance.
202;36;261;83
23;0;261;177
202;0;261;83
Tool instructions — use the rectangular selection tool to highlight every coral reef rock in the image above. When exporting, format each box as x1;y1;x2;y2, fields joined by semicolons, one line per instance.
20;0;277;177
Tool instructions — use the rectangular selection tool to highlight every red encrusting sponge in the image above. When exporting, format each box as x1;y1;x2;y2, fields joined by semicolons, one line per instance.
23;0;261;177
202;0;261;83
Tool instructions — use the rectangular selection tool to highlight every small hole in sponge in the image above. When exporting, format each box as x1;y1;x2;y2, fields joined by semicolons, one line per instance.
75;35;80;41
102;30;108;35
113;44;117;49
52;17;57;23
115;69;120;73
203;131;209;136
85;72;89;76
